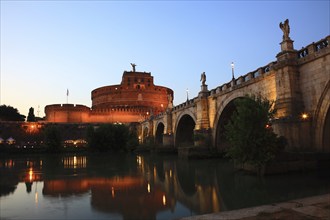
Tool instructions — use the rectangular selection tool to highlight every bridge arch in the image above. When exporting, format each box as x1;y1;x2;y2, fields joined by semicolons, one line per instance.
213;93;250;152
314;81;330;152
155;122;165;145
175;111;196;148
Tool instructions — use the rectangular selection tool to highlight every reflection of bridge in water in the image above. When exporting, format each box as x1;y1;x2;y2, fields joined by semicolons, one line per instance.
137;155;225;214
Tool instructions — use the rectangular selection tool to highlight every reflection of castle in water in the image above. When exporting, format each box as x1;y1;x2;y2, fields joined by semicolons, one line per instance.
0;155;222;218
42;176;174;219
41;156;222;217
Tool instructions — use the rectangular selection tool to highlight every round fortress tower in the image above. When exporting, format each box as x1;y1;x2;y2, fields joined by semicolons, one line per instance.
92;70;173;114
45;66;173;123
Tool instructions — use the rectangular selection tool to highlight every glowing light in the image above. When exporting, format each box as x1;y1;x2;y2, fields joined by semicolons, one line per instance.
111;187;115;198
301;113;308;120
137;156;142;165
169;170;172;178
153;166;157;177
35;192;38;204
73;156;77;168
162;195;166;206
147;183;151;193
29;168;33;181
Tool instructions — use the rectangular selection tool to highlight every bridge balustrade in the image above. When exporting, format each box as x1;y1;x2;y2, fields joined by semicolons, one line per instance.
298;48;309;58
297;36;329;60
315;37;329;52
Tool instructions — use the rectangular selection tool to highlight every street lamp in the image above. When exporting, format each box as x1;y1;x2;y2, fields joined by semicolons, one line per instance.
231;62;235;80
186;88;189;101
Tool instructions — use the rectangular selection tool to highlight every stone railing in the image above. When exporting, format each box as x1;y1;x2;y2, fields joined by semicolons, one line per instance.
297;35;329;59
209;62;276;96
172;98;195;112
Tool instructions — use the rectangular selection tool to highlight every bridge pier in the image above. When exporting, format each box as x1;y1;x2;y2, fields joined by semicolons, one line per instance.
193;85;212;148
193;129;211;147
275;38;304;118
162;133;174;147
272;117;312;150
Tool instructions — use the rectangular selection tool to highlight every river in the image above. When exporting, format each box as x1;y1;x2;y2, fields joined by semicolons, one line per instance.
0;153;329;220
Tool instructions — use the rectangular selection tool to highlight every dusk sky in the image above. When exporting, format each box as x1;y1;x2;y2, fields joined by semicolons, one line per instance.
1;1;329;118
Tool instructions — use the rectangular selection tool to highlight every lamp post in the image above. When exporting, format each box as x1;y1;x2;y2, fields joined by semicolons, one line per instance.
186;88;189;101
231;62;235;80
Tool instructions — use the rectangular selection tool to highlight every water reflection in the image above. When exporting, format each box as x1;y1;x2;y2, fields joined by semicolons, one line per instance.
0;154;329;220
62;156;87;169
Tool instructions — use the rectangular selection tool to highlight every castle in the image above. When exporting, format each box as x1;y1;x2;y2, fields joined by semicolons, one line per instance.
45;65;174;123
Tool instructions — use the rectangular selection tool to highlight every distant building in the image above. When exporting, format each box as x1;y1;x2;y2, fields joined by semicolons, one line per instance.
45;67;173;123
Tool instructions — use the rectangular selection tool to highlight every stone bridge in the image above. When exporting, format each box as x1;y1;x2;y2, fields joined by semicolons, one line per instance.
139;32;330;152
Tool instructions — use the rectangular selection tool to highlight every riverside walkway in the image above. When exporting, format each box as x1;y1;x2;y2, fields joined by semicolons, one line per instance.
181;194;330;220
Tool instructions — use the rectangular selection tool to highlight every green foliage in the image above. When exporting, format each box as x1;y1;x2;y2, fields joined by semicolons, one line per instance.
193;133;205;141
44;126;62;152
0;105;26;121
87;124;137;152
27;107;36;122
225;95;284;169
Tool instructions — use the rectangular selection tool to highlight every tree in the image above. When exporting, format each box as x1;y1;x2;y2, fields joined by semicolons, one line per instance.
225;95;285;173
87;124;132;152
44;126;62;152
27;107;36;122
0;105;26;121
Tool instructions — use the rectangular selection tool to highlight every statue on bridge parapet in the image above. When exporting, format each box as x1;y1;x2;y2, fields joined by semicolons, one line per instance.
278;19;294;53
200;71;208;93
279;19;290;41
200;72;206;86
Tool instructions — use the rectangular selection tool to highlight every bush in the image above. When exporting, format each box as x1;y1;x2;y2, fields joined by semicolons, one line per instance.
225;95;285;172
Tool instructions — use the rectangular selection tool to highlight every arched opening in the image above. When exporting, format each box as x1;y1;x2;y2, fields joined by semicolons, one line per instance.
155;123;165;145
215;98;241;152
175;114;195;147
323;107;330;152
